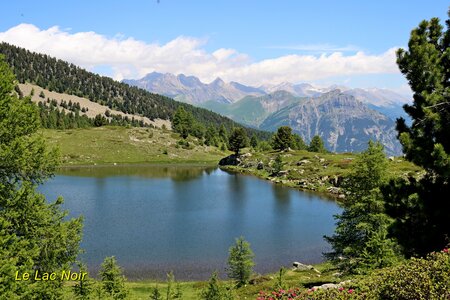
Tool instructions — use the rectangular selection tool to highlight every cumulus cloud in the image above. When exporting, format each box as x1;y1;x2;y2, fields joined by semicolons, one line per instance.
0;24;401;86
265;43;362;53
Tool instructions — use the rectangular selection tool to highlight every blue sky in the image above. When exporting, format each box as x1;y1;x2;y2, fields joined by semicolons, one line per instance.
0;0;449;94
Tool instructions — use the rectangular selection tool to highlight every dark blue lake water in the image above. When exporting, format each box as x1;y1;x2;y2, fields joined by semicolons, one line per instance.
39;165;341;280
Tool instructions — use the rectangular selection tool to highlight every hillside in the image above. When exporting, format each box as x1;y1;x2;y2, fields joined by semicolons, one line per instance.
0;42;271;140
19;83;171;129
202;89;403;155
200;90;301;128
260;90;402;155
42;127;227;166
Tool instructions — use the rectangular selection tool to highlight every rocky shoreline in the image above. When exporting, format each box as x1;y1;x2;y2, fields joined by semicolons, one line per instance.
219;152;347;199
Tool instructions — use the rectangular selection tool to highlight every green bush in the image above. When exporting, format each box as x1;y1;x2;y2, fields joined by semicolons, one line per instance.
256;249;450;299
358;250;450;299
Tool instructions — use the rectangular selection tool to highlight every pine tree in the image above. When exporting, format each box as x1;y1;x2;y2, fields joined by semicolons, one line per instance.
250;134;258;149
308;135;327;153
324;141;400;274
227;236;255;287
272;126;294;150
172;106;194;139
382;9;450;257
228;128;249;155
272;154;284;174
205;126;219;146
201;271;222;300
73;263;94;300
219;124;228;143
99;256;128;299
150;286;162;300
292;133;307;150
0;55;83;298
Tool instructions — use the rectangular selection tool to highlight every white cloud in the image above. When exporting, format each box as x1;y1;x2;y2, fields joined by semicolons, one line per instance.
265;43;362;53
0;24;401;86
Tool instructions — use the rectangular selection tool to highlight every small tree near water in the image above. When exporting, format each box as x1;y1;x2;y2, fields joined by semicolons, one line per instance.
272;154;284;174
99;256;128;299
227;236;255;287
201;271;222;300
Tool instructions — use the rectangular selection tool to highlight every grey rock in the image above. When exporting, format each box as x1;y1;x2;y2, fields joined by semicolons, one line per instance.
297;159;311;166
218;154;241;166
257;161;264;170
292;262;314;271
327;187;341;194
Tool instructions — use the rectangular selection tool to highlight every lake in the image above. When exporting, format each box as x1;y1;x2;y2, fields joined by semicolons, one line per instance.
38;165;341;280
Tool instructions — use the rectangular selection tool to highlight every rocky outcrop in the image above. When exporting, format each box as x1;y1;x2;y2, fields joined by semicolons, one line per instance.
293;262;321;274
260;90;402;156
218;154;241;166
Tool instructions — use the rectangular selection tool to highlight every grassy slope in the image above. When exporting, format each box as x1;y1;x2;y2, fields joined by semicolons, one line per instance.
61;262;341;299
42;126;227;166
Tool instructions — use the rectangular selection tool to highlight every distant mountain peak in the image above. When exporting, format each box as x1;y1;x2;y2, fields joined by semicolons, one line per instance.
210;77;225;85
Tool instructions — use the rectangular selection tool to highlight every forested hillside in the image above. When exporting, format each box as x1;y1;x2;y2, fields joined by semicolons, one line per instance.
0;42;270;139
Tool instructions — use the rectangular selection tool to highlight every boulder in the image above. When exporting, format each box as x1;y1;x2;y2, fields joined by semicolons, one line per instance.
219;154;241;166
292;262;314;271
329;175;344;187
257;161;264;170
313;283;339;290
327;187;341;194
297;159;311;166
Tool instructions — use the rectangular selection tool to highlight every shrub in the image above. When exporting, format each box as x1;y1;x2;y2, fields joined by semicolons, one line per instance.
256;249;450;299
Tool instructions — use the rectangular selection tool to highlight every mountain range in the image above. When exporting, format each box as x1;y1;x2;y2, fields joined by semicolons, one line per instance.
123;72;410;110
123;72;265;104
124;72;410;155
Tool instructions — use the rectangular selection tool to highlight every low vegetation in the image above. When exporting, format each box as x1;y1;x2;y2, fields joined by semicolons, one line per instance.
41;126;228;166
220;149;421;196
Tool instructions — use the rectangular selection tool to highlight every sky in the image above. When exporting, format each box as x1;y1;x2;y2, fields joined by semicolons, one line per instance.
0;0;449;95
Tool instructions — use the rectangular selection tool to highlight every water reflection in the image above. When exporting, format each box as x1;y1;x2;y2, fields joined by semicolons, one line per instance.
58;164;215;181
39;165;340;280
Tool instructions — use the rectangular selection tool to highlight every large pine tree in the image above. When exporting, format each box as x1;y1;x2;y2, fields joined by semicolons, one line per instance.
325;141;399;274
382;10;450;256
0;55;83;298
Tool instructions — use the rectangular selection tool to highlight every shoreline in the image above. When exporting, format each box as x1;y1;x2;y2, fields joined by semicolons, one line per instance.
57;161;219;169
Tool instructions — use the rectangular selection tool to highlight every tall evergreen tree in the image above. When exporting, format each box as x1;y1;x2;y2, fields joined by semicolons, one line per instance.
250;134;258;149
382;10;450;257
308;135;327;153
325;141;400;274
272;126;294;151
0;55;83;298
172;106;194;139
228;128;249;155
292;133;307;150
